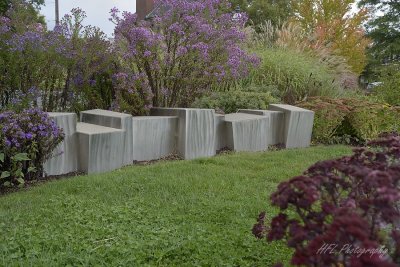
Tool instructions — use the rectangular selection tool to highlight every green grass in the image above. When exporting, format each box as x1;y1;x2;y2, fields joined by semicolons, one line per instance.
0;145;351;266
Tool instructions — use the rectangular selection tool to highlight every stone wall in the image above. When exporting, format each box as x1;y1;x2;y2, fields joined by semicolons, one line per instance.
44;105;314;176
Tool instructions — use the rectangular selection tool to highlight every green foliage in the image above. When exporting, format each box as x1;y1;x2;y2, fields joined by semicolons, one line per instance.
0;152;32;187
373;65;400;106
359;0;400;69
192;90;278;113
252;48;340;104
0;146;351;265
345;99;399;142
297;97;351;143
0;0;8;13
298;96;400;144
1;0;44;15
230;0;292;27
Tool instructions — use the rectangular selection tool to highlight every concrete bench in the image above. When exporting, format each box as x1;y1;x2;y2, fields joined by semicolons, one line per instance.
224;113;269;152
151;108;216;159
268;104;314;148
76;122;124;174
43;113;78;176
80;109;133;166
215;114;226;151
237;109;285;146
132;116;178;161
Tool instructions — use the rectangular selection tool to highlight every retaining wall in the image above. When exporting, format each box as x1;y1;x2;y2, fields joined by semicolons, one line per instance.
43;105;314;176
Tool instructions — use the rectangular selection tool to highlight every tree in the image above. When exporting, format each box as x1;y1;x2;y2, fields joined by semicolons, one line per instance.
291;0;370;75
0;0;44;14
111;0;259;114
229;0;292;27
359;0;400;78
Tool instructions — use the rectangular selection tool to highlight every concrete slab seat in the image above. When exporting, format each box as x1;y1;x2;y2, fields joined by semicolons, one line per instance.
268;104;314;148
43;113;78;176
214;114;226;151
151;108;216;160
80;109;133;166
237;109;285;146
224;113;269;152
76;122;124;174
132;116;178;161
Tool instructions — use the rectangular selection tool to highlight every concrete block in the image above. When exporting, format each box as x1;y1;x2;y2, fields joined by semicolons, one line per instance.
237;109;285;145
43;113;78;176
76;122;124;174
224;113;269;152
268;104;314;148
132;116;178;161
80;109;133;166
215;114;227;151
151;108;216;159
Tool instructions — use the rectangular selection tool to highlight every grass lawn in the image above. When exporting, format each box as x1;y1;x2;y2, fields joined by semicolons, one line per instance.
0;145;351;266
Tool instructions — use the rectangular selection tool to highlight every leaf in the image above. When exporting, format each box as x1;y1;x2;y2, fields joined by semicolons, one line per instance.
0;153;4;163
16;178;25;185
28;166;37;173
3;181;11;187
12;153;30;161
0;171;10;179
15;169;24;178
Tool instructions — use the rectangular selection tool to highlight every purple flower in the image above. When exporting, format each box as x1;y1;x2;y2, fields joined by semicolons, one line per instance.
111;0;258;111
5;139;11;147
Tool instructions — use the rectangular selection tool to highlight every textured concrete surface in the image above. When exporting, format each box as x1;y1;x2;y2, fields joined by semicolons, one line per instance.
132;116;178;161
151;108;216;159
224;113;269;152
76;122;124;174
268;104;314;148
214;114;227;151
43;113;78;176
43;106;313;176
237;109;285;145
80;109;133;166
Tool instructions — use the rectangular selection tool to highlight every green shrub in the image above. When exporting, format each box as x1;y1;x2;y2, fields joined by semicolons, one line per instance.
344;99;399;141
373;66;400;106
298;97;400;144
251;48;341;104
191;91;278;114
297;97;351;143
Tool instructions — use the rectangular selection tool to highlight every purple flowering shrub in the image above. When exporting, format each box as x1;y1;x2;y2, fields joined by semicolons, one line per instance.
0;4;115;112
0;109;64;187
253;133;400;266
110;0;259;114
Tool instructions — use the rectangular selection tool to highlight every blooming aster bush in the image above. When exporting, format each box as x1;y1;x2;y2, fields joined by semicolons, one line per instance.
110;0;259;114
0;109;64;187
253;133;400;266
0;4;115;112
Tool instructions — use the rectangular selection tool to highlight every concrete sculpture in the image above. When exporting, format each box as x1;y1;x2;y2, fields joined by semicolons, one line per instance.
151;108;216;160
224;113;269;152
43;113;78;176
131;116;178;161
76;122;124;174
268;104;314;148
44;105;314;175
80;109;133;166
